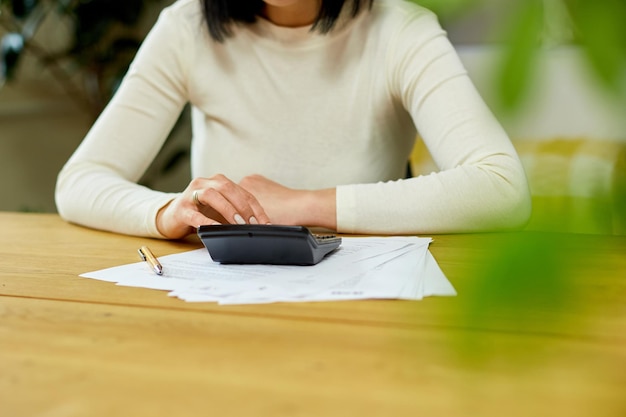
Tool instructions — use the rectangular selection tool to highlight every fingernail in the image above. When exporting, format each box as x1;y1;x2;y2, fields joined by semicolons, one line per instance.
249;216;258;224
234;214;246;224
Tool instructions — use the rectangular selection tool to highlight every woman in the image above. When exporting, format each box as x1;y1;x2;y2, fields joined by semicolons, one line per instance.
56;0;531;239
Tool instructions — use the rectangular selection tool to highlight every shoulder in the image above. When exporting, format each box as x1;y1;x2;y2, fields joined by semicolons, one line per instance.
128;0;207;79
366;0;443;37
157;0;206;35
359;0;451;69
163;0;203;17
373;0;435;17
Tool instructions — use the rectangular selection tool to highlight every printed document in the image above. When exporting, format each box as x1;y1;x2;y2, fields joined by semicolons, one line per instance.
80;237;456;304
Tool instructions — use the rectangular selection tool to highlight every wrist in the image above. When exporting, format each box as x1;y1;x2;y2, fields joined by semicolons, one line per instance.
298;188;336;230
155;201;173;238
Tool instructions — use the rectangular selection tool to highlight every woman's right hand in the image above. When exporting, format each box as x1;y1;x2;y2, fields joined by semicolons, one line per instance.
156;174;271;239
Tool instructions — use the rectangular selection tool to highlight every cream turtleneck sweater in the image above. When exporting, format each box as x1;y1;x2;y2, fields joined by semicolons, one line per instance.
56;0;531;237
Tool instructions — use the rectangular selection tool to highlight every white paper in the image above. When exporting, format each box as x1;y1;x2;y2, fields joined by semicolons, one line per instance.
80;237;456;304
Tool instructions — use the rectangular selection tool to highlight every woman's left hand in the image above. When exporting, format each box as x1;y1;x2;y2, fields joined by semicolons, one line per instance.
239;174;337;230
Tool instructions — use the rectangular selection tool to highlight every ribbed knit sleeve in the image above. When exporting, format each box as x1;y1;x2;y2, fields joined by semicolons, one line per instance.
55;4;195;237
336;7;531;234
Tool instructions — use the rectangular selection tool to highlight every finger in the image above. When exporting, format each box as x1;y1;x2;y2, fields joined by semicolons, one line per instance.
206;179;270;225
238;190;271;224
199;187;249;224
192;189;202;207
191;189;228;223
228;188;271;225
187;207;222;229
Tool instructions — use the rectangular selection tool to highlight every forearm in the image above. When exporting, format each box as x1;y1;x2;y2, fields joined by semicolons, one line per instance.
56;162;176;237
336;158;531;235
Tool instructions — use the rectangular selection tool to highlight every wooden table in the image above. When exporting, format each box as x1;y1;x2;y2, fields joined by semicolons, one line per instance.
1;212;625;417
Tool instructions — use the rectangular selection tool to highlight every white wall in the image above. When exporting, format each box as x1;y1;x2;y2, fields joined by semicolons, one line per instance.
457;45;626;142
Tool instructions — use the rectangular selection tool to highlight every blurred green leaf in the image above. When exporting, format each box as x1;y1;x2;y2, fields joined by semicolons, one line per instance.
566;0;626;92
495;0;544;111
452;232;585;365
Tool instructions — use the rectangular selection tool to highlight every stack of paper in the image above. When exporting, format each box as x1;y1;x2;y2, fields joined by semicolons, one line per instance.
80;237;456;305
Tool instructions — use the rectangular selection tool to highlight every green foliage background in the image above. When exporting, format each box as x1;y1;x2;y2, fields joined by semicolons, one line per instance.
411;0;626;367
415;0;626;110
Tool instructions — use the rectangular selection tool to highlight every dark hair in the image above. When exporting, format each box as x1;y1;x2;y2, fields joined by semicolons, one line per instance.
200;0;374;42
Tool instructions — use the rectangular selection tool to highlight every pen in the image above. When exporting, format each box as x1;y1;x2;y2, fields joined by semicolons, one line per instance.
138;246;163;275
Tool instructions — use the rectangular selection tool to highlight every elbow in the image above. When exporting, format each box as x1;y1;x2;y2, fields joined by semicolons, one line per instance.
476;161;532;232
495;170;532;231
504;185;532;230
55;168;70;221
55;164;78;224
479;153;533;231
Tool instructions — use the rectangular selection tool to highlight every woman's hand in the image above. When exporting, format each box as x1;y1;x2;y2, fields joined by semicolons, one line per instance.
239;174;337;230
156;174;271;239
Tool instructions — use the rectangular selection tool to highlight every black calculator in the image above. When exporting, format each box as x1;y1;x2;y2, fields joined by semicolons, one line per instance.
197;224;342;265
